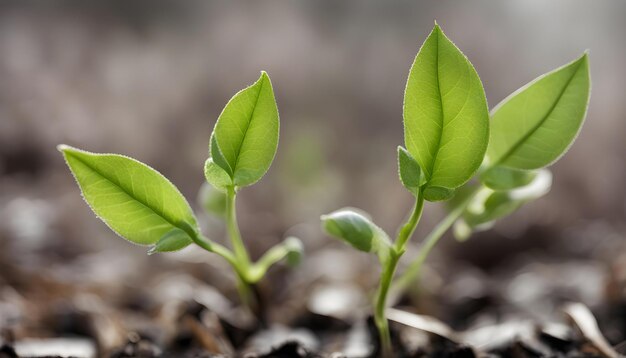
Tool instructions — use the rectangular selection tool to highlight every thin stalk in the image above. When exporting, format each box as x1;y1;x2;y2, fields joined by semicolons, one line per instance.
235;273;256;315
225;186;251;271
375;192;425;357
193;234;238;269
193;233;255;312
225;186;256;312
392;185;482;296
395;192;426;253
374;251;399;358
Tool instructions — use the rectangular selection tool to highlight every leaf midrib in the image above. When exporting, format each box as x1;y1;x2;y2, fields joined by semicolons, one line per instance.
232;77;266;176
427;29;444;181
70;152;195;238
492;60;583;167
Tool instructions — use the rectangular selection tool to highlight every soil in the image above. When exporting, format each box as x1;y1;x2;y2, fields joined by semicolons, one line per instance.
0;221;625;357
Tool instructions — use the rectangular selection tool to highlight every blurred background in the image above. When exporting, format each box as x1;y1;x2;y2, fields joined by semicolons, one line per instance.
0;1;625;356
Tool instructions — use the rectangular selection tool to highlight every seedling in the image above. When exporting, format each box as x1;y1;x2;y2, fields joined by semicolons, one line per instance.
59;72;303;315
321;23;590;356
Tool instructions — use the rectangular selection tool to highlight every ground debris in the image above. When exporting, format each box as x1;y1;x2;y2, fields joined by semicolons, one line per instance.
248;341;321;358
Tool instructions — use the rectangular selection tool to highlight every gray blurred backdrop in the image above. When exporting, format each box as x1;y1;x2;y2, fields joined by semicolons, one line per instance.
0;1;625;278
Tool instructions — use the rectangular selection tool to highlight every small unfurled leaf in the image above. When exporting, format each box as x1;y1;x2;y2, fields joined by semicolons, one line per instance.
404;24;489;198
211;71;279;187
454;170;553;240
198;182;227;218
321;208;389;253
398;146;424;195
59;145;198;245
204;158;233;191
149;228;193;254
284;236;304;267
487;53;590;169
480;166;537;191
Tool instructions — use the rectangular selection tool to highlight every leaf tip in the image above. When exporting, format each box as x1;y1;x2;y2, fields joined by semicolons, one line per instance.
259;70;270;82
432;21;442;34
57;144;72;153
579;51;590;66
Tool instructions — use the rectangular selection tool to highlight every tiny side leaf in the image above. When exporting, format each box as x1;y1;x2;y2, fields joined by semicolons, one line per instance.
204;158;233;192
398;146;424;195
149;228;193;254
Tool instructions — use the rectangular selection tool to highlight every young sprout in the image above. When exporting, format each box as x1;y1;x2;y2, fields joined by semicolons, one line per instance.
59;72;303;317
322;23;590;357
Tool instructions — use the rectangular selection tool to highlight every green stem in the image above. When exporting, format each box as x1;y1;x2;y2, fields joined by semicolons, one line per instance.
395;193;426;253
375;192;425;357
192;233;254;309
225;186;251;271
193;234;237;268
235;273;256;314
374;251;399;358
392;185;481;296
224;186;257;312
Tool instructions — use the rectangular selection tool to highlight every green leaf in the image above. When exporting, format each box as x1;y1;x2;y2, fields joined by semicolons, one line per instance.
204;158;233;192
321;208;389;253
149;228;193;254
480;166;537;191
403;23;489;196
59;145;198;246
397;146;424;195
487;53;591;169
211;71;279;187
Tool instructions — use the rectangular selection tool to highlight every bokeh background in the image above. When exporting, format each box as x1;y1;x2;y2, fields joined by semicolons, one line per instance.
0;1;625;356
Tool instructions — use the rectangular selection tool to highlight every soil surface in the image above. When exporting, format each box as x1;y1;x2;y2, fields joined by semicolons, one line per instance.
1;220;625;357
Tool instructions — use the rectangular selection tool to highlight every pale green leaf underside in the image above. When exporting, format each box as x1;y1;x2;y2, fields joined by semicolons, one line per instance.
397;146;424;194
480;166;537;191
403;24;489;190
322;209;375;252
59;145;198;246
487;53;590;169
321;208;392;254
212;71;279;187
149;228;193;254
